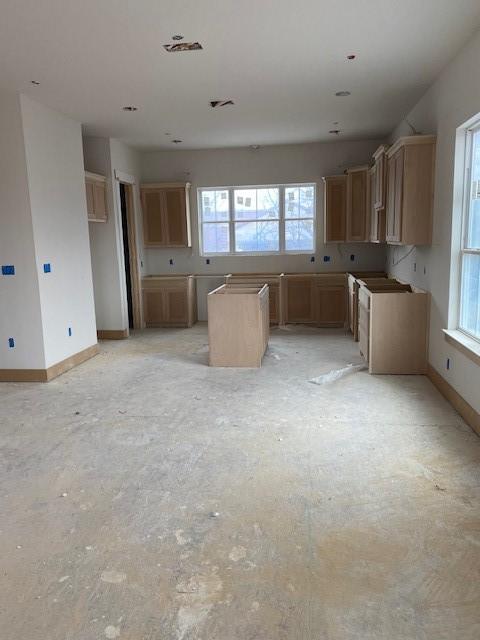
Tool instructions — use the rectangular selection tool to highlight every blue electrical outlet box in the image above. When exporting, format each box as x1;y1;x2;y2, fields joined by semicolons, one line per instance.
2;265;15;275
169;259;174;265
8;338;15;348
323;255;330;262
206;258;210;265
68;327;72;337
43;263;51;273
310;256;315;262
350;254;355;261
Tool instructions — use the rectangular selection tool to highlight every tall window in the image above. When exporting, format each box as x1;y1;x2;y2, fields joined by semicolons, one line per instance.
198;183;316;255
459;123;480;340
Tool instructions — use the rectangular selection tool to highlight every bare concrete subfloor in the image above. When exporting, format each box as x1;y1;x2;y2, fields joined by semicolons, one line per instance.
1;324;479;640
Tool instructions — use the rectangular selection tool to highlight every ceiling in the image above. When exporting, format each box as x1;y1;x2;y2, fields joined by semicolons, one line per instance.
1;0;479;150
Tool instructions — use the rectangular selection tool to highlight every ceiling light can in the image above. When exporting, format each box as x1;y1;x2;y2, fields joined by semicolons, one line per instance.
335;91;351;97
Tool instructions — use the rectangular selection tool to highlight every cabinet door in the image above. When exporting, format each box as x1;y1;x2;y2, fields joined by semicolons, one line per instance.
163;188;187;245
285;278;315;323
324;177;346;242
143;191;166;245
164;288;188;325
374;153;386;210
143;289;166;326
347;168;368;242
268;285;280;325
316;286;346;327
85;180;95;220
358;301;369;363
386;149;404;242
92;181;107;221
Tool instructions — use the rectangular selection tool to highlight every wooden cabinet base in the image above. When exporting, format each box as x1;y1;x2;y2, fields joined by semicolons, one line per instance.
208;284;269;367
142;276;197;327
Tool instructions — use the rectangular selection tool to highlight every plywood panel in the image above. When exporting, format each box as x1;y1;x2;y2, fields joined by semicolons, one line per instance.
164;188;187;245
324;176;346;242
285;277;315;323
346;167;368;242
143;191;165;245
316;286;346;327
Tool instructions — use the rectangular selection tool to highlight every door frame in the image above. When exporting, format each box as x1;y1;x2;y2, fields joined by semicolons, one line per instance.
115;170;143;330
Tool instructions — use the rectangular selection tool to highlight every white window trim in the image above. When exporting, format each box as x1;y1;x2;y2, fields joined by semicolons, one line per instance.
197;183;316;256
457;120;480;345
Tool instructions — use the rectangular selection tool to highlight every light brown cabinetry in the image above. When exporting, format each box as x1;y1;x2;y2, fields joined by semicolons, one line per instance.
208;284;269;367
283;274;347;327
142;275;196;327
347;272;388;340
141;183;191;247
369;145;388;243
225;274;283;325
386;135;436;245
85;172;107;222
346;165;369;242
323;176;347;243
357;281;429;374
284;275;316;324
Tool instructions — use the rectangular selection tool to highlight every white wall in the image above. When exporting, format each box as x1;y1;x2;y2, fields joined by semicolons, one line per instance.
0;90;45;369
140;139;387;275
83;136;143;332
141;139;387;319
20;95;97;368
387;29;480;413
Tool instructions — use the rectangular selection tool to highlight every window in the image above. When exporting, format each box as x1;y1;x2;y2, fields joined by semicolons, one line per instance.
199;183;316;255
459;123;480;341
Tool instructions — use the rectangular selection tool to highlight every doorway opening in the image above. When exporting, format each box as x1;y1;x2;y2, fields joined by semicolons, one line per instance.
119;182;142;330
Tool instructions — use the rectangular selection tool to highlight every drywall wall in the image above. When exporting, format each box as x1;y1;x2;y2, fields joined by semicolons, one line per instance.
0;90;45;369
387;28;480;413
83;137;143;332
20;95;97;368
140;139;387;275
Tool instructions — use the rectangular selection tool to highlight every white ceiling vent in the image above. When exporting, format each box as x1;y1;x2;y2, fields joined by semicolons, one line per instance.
163;42;203;52
209;100;235;108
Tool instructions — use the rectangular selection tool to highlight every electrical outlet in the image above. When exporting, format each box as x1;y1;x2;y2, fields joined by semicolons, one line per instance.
413;262;416;272
68;327;72;337
446;357;452;371
323;255;331;262
2;265;15;275
206;258;210;265
8;338;15;348
350;254;355;261
43;263;51;273
310;256;315;262
169;258;174;265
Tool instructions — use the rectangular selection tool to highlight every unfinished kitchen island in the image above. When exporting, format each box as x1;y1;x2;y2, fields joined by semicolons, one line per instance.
208;284;269;367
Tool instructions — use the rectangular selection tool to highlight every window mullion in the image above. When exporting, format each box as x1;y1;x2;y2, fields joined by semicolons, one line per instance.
279;186;285;253
229;188;235;254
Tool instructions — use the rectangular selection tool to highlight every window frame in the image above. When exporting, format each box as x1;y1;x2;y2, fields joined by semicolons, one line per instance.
198;182;316;256
458;120;480;343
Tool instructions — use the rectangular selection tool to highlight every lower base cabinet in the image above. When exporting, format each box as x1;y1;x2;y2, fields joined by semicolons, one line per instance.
208;284;269;367
284;274;347;327
142;276;197;327
225;274;282;325
358;283;428;374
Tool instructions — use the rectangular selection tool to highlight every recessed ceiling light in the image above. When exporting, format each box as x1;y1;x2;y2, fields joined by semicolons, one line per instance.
250;145;260;150
335;91;351;97
172;139;183;144
329;129;341;135
30;80;40;85
172;34;184;41
163;42;203;52
122;106;138;111
333;121;339;125
347;54;356;60
164;132;171;136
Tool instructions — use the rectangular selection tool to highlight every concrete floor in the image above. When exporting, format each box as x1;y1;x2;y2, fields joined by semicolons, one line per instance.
1;324;479;640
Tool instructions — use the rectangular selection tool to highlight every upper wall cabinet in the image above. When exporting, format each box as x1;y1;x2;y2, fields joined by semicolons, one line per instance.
369;145;388;243
346;165;369;242
141;182;192;248
85;172;107;223
385;135;436;245
323;175;347;243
